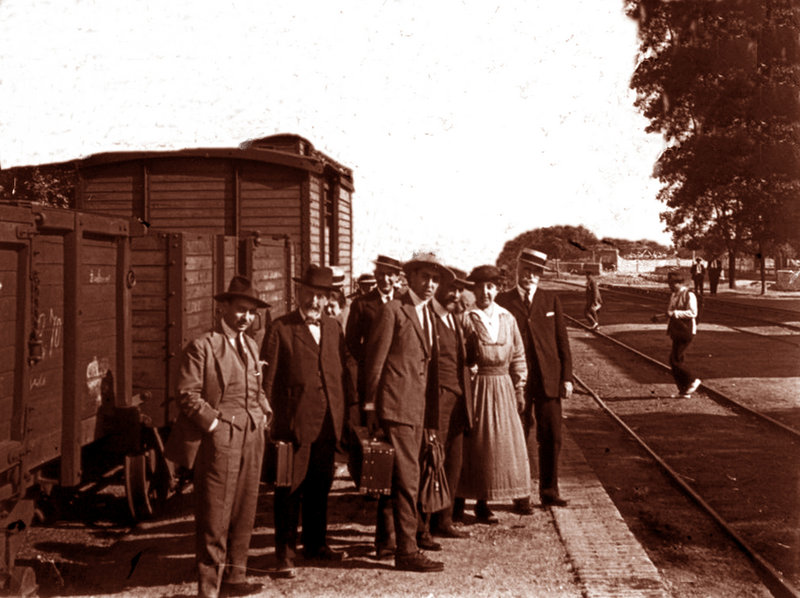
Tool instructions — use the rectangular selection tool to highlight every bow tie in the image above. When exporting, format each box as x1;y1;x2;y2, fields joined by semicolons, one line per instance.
305;317;320;326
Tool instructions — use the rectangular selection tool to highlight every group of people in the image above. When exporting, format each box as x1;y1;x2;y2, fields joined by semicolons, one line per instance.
166;247;574;597
690;256;724;296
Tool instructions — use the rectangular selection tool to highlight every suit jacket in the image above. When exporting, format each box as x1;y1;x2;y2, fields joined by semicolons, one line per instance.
496;288;572;400
364;293;434;427
345;288;391;402
262;310;349;446
429;310;473;429
165;327;271;469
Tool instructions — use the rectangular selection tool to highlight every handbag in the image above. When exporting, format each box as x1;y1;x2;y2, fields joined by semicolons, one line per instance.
419;432;451;514
667;316;693;341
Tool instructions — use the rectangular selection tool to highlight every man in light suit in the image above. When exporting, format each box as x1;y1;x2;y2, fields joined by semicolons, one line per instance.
165;276;271;598
261;265;351;578
363;252;454;572
497;249;573;508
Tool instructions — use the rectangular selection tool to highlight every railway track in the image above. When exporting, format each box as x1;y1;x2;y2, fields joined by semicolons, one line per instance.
552;281;800;596
572;369;800;598
550;279;800;432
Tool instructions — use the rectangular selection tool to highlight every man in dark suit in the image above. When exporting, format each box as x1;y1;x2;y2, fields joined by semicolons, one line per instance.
690;258;706;296
424;267;473;539
345;255;403;411
344;255;403;560
707;258;723;295
165;276;271;598
364;252;454;572
261;265;351;578
496;248;573;508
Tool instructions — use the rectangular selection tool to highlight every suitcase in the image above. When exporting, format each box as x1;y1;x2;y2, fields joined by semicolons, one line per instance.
347;426;394;495
265;440;293;488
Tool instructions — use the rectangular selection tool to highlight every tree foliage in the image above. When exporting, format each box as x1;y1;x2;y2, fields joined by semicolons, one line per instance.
496;225;600;274
0;165;76;208
626;0;800;283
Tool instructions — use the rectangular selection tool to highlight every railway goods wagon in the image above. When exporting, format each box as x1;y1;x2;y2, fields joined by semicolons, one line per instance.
0;202;138;595
70;132;354;295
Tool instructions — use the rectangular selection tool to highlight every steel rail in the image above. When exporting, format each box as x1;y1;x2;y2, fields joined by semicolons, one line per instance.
562;312;800;440
573;372;800;598
555;278;800;333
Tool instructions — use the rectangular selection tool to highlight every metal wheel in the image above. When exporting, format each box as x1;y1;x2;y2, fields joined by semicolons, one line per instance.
124;450;156;520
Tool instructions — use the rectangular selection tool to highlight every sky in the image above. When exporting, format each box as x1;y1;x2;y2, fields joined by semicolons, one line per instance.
0;0;668;275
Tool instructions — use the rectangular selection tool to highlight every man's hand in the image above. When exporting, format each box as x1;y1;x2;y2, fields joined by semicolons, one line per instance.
365;410;380;437
516;389;526;414
561;381;573;399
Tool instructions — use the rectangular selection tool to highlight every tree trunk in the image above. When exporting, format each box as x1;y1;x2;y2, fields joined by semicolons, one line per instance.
760;251;766;295
727;249;737;288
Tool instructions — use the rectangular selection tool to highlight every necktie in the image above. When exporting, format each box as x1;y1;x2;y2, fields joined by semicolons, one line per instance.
422;305;431;349
305;317;320;326
236;333;248;364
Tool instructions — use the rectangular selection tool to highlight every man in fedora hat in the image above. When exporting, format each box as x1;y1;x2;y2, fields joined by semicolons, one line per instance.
261;265;352;578
165;275;272;598
497;248;573;509
363;251;454;572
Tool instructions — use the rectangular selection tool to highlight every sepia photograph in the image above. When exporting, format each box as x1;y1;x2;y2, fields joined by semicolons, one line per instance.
0;1;798;596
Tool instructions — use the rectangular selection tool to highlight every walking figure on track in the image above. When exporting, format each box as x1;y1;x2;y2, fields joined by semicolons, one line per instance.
653;270;701;399
584;270;602;330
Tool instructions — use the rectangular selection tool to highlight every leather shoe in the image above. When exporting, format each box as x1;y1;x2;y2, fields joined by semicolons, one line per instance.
395;550;444;572
474;503;499;524
416;532;442;551
304;545;345;561
512;497;534;515
274;557;296;579
220;581;263;597
541;495;568;507
431;524;468;539
375;545;396;560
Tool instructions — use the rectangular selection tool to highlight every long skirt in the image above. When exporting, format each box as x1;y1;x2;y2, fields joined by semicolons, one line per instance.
459;373;531;501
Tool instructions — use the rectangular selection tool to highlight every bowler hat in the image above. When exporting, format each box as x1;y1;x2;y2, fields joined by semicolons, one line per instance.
374;255;403;271
518;248;548;271
467;265;504;284
293;265;337;291
357;272;377;285
404;251;455;283
214;275;270;308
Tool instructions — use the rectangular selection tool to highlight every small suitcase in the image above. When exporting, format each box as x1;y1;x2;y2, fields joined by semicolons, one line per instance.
270;440;293;488
348;426;394;495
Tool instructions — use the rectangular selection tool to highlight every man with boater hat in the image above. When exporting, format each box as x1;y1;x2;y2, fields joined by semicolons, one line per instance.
165;276;272;598
363;251;453;572
261;265;352;578
497;248;573;508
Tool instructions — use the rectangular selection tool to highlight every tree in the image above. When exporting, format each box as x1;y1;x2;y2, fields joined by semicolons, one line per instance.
627;0;800;291
496;225;600;278
0;165;76;208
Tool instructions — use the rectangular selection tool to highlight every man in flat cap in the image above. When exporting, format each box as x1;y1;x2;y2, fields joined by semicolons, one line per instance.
497;249;573;508
261;265;352;578
165;276;272;598
363;252;454;572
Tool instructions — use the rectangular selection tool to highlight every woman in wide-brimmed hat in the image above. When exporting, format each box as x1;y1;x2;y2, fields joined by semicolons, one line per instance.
458;265;531;523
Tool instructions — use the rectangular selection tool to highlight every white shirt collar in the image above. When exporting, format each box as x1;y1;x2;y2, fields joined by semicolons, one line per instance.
407;287;428;307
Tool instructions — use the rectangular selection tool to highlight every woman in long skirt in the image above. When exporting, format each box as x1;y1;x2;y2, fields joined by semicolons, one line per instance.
458;265;531;523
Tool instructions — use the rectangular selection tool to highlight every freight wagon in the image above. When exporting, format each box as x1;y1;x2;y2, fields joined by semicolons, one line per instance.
0;135;355;595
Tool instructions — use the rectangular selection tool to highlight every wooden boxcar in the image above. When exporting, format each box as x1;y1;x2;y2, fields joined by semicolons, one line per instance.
0;202;135;594
72;133;354;294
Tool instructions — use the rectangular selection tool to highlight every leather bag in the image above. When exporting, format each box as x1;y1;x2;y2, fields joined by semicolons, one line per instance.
419;431;451;514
